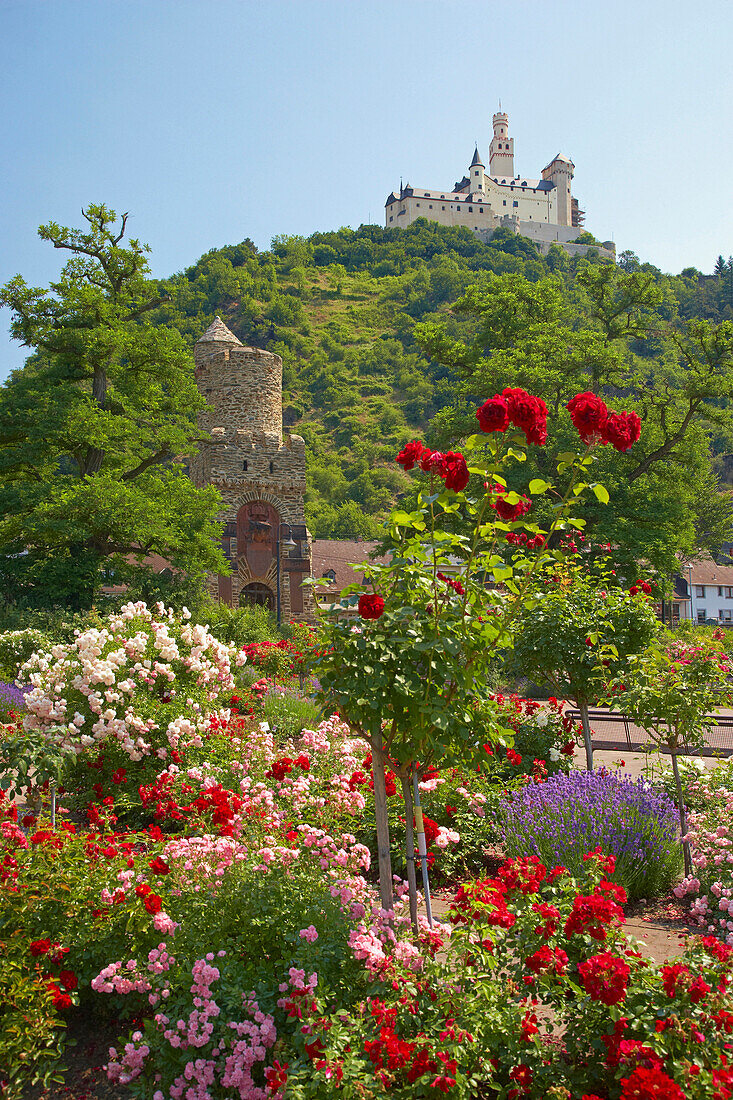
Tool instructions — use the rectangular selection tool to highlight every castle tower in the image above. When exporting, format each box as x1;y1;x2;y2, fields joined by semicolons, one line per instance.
469;145;486;195
188;317;314;622
541;153;575;227
489;111;514;179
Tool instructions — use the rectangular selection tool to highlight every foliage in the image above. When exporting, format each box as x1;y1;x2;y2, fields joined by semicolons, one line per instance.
0;628;50;681
260;685;322;741
511;570;659;767
202;600;281;648
497;770;682;899
606;637;733;874
416;267;733;576
0;204;227;610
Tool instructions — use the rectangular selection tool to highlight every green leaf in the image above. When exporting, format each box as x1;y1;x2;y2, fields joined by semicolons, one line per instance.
590;483;610;504
528;478;551;494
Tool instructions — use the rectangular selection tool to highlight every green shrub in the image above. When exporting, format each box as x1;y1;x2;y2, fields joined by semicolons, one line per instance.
0;629;50;681
262;689;322;740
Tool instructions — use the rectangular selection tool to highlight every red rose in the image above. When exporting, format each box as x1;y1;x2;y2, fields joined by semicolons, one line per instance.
619;1066;684;1100
149;857;171;875
29;939;51;957
358;594;385;620
567;392;609;444
135;883;152;898
502;388;548;446
578;952;631;1005
490;486;532;522
602;410;641;452
47;982;72;1010
420;450;444;474
396;439;427;471
438;451;469;492
476;395;510;433
59;970;78;991
143;894;163;915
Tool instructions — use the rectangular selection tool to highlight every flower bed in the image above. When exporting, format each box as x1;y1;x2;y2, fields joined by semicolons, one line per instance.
497;769;682;900
4;604;733;1099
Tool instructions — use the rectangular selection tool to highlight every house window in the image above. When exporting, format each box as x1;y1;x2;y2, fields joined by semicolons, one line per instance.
698;609;707;623
721;609;733;622
695;584;705;598
719;586;725;597
726;587;733;599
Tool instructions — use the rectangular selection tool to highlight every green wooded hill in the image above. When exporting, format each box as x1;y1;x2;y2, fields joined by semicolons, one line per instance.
154;220;733;559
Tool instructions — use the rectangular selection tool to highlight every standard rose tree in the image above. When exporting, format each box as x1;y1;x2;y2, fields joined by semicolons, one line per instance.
604;638;733;876
312;386;642;916
511;574;659;771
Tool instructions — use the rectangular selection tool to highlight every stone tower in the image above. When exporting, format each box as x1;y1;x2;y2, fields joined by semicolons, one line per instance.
541;152;575;227
188;317;314;622
489;110;514;178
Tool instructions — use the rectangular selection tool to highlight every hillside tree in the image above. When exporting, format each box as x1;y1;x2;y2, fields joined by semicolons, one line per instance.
0;205;226;610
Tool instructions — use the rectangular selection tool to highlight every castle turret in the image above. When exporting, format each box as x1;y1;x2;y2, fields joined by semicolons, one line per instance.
489;111;514;179
193;316;282;438
469;145;486;196
541;153;575;227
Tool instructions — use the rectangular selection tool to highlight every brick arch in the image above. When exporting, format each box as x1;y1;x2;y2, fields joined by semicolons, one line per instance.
229;489;294;525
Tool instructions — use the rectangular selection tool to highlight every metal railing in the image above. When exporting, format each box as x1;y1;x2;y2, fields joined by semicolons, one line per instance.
565;709;733;758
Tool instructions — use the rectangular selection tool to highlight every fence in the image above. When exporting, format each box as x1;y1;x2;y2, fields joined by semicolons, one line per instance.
564;708;733;758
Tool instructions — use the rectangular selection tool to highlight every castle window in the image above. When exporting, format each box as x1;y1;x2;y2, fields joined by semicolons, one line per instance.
389;216;393;221
479;207;483;213
269;461;274;473
503;200;507;206
416;203;420;207
441;206;445;210
513;201;519;207
440;194;445;199
429;204;432;209
468;206;473;213
242;460;248;471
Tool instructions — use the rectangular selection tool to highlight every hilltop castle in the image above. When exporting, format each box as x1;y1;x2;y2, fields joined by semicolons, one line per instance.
385;110;613;257
188;318;315;621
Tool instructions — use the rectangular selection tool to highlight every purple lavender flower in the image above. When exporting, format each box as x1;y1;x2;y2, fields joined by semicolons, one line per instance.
0;682;30;718
497;770;681;898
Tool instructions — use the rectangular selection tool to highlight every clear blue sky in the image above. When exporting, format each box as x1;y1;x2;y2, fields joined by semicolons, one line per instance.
1;0;732;381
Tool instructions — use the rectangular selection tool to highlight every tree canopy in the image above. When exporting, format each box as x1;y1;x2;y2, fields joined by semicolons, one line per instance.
0;205;226;609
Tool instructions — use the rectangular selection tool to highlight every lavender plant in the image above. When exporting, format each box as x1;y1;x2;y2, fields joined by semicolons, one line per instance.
497;770;682;899
0;682;30;724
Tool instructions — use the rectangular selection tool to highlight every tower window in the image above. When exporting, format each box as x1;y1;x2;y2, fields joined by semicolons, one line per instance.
242;460;248;471
269;461;274;473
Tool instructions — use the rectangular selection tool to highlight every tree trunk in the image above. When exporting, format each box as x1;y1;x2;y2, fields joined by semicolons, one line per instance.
370;735;394;912
669;741;692;877
579;700;594;772
399;770;419;939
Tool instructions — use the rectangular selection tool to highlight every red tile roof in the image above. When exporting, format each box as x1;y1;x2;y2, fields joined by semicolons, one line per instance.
310;540;388;597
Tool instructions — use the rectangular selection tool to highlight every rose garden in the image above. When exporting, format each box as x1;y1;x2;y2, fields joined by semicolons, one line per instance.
4;386;733;1100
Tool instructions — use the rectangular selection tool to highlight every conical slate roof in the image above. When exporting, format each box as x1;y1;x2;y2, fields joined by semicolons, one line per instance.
470;145;484;167
195;316;243;346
